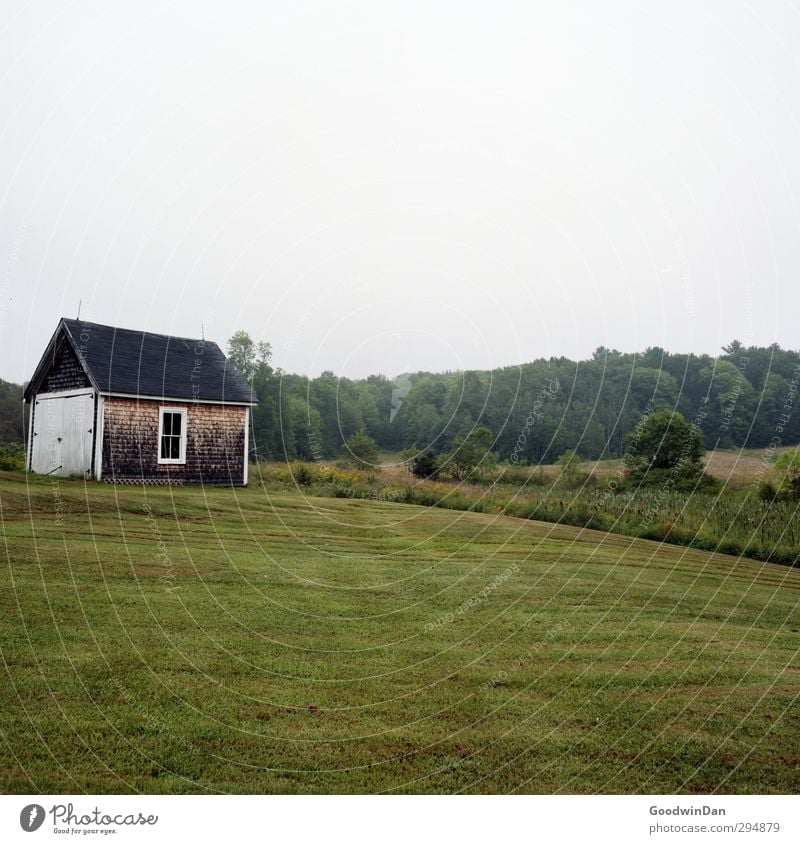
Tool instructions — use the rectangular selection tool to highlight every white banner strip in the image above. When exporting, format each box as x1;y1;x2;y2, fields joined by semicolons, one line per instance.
2;795;798;844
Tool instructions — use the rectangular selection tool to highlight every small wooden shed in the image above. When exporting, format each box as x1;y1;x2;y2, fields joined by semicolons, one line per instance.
24;319;256;485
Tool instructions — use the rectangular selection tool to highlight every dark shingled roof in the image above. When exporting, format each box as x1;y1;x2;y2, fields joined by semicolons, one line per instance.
26;319;256;404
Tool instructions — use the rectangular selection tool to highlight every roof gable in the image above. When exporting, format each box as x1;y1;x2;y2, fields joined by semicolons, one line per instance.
25;319;256;405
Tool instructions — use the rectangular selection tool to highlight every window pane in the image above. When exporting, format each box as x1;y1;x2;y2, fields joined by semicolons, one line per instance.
160;412;185;461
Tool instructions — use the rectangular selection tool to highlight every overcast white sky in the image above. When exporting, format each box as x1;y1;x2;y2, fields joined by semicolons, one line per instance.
2;1;799;383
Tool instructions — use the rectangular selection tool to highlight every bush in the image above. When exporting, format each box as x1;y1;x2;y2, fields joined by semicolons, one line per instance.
0;442;24;471
341;431;380;470
294;462;314;486
409;450;439;479
757;480;776;502
624;463;719;493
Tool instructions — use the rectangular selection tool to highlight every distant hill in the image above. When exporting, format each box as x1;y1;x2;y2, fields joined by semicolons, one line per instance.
244;340;800;463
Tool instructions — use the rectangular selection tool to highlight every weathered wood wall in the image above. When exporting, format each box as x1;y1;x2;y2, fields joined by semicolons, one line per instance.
41;341;91;394
101;398;246;485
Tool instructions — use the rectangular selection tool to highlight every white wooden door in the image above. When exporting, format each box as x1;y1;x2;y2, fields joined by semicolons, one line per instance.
30;394;63;475
30;390;94;477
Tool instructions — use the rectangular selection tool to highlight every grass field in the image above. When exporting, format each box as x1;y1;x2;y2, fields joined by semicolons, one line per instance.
1;470;799;794
260;452;800;567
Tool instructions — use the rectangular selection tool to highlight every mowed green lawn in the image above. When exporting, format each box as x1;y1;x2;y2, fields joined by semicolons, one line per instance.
0;471;798;794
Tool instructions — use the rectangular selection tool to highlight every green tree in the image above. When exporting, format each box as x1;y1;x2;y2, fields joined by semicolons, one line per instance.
625;410;704;471
226;333;800;464
342;431;380;470
623;410;715;490
311;371;355;456
226;330;271;383
228;331;276;460
699;359;756;447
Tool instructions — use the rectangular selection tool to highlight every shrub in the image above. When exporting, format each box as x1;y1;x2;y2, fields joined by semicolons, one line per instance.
0;442;24;471
624;463;719;493
294;462;314;486
757;480;776;502
341;431;380;471
409;450;439;479
716;539;744;558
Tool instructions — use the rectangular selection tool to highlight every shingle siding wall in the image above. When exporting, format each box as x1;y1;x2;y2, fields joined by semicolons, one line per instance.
101;398;247;485
41;342;91;393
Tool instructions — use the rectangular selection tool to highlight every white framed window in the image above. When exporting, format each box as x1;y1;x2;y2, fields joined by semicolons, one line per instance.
158;407;187;464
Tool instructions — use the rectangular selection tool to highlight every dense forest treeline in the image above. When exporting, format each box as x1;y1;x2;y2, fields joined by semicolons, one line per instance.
0;379;24;442
227;337;800;463
3;339;799;464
